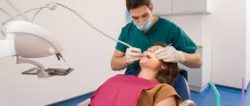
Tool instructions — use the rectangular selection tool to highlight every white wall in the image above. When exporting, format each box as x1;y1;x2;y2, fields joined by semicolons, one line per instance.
246;0;250;88
163;0;248;89
0;0;125;105
203;0;247;88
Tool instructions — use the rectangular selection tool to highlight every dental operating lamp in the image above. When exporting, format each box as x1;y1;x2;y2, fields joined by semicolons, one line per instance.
0;0;66;78
0;0;132;78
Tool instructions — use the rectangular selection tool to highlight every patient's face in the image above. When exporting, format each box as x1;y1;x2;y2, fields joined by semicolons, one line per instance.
140;45;163;70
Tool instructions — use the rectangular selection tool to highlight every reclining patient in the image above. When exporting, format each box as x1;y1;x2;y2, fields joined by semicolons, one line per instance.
89;42;181;106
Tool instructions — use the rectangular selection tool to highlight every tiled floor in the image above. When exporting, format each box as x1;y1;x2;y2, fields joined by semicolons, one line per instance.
47;84;250;106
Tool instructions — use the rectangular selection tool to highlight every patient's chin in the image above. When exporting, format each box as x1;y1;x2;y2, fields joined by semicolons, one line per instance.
140;63;159;71
140;60;153;67
140;58;149;64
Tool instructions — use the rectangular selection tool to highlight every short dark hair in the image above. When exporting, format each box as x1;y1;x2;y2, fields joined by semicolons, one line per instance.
126;0;150;11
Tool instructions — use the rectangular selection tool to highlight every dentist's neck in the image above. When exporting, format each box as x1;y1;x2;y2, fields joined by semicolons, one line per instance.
138;68;157;81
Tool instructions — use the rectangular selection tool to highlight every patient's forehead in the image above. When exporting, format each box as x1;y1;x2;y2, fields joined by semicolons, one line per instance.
148;45;163;50
146;45;163;53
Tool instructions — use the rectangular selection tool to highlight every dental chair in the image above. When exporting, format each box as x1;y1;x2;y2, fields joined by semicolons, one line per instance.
46;69;196;106
47;70;195;106
77;71;194;106
49;77;194;106
47;69;195;106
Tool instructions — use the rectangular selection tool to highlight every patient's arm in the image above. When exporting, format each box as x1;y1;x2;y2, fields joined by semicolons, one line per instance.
155;96;177;106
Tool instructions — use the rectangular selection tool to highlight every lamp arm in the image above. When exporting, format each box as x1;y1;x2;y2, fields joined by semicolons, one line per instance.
56;3;133;48
6;0;29;21
0;8;14;19
10;2;133;48
0;25;5;37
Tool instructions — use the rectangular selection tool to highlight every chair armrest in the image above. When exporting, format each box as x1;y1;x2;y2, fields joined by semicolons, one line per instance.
179;100;196;106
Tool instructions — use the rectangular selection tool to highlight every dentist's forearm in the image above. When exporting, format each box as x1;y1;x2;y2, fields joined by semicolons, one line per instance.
111;56;129;71
182;52;202;68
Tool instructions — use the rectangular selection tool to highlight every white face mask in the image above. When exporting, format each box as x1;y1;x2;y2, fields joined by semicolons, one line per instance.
133;17;152;31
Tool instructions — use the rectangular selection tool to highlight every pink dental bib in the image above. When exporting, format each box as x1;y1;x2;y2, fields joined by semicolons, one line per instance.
90;74;158;106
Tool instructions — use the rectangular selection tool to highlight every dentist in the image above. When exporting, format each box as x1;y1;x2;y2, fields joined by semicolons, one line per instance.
111;0;201;73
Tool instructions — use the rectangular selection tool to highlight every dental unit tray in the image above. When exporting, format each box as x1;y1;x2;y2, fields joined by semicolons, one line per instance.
22;67;74;76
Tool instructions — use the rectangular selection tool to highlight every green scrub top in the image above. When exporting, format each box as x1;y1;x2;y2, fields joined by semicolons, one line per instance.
116;17;197;75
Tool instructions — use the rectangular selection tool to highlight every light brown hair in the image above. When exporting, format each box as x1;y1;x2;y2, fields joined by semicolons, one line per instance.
153;42;179;85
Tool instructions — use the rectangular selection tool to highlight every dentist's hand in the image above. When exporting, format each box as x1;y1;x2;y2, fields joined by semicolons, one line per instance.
154;46;185;63
125;47;142;64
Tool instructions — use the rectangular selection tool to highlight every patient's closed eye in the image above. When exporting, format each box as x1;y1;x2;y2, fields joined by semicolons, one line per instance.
148;47;159;53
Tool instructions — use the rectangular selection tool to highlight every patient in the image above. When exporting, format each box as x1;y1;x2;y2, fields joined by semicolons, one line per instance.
88;42;181;106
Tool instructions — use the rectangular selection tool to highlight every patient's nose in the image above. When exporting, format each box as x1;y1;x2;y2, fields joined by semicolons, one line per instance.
147;48;154;53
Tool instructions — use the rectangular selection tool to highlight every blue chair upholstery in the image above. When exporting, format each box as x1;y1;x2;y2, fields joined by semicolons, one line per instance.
173;69;191;100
